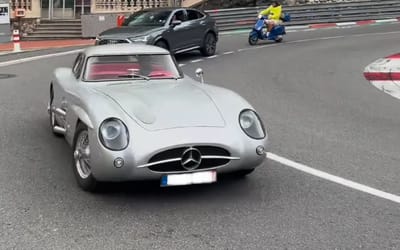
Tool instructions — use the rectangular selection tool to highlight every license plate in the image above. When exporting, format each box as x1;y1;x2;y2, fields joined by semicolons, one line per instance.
161;171;217;187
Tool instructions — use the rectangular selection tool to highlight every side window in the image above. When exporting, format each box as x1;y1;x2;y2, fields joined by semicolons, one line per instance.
171;10;187;23
72;53;85;79
187;10;204;21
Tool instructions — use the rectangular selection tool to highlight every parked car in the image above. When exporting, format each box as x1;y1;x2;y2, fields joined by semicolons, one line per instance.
47;44;268;192
95;7;219;56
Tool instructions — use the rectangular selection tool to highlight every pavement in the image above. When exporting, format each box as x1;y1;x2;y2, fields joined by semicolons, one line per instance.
0;23;399;249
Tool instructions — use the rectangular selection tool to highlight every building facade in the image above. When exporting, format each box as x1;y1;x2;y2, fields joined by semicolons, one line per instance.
8;0;185;19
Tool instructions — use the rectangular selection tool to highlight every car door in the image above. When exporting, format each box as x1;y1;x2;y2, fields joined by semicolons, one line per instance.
185;9;208;46
164;9;193;52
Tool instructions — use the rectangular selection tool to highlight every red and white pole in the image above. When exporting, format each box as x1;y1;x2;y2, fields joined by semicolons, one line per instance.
12;30;21;52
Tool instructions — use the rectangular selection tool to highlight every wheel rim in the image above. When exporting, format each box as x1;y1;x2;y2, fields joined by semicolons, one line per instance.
205;34;216;54
74;130;91;179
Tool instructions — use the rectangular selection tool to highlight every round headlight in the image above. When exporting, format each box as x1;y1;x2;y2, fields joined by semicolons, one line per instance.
99;118;129;150
101;120;122;140
239;109;265;139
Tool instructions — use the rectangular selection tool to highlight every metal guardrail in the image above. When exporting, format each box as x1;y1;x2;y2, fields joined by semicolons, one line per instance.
205;0;400;31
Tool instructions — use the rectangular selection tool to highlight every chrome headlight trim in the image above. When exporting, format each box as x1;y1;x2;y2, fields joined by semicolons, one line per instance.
129;35;150;43
99;118;129;151
239;109;266;139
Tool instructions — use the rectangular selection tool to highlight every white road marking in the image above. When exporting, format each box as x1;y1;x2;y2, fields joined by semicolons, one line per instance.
178;63;186;67
190;59;203;63
0;49;83;67
376;19;398;23
237;44;278;52
336;22;357;26
223;51;234;55
207;55;218;59
267;152;400;204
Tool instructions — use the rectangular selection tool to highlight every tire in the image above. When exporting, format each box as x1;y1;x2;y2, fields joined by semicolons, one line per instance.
200;32;217;56
234;168;255;178
72;123;99;192
275;36;283;43
248;34;258;46
154;40;169;50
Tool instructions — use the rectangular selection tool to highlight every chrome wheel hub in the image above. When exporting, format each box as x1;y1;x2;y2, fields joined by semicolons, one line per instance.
74;131;91;179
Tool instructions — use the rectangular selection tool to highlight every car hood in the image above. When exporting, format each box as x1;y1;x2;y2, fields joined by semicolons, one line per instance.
94;81;226;131
99;26;162;38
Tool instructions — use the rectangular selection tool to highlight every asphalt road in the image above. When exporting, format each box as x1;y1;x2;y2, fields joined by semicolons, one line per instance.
1;23;399;249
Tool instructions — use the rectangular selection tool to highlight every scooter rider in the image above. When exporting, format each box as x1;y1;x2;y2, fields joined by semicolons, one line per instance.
258;1;282;36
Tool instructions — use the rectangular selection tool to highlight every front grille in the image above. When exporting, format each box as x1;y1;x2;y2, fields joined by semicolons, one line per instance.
147;146;231;173
98;39;129;45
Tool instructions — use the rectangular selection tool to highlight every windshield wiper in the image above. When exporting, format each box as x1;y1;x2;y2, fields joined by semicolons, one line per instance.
117;73;150;80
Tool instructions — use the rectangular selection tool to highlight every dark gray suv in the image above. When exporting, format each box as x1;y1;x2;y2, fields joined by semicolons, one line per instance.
95;7;219;56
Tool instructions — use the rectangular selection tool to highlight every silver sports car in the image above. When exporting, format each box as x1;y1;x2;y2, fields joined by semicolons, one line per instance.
48;44;268;191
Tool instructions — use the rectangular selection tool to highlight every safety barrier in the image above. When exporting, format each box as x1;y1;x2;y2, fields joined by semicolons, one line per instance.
205;0;400;31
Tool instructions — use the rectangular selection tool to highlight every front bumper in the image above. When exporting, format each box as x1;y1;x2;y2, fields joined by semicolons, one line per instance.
88;126;268;182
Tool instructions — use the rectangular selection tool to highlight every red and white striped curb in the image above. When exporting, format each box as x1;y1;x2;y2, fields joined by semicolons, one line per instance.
364;53;400;100
234;17;400;31
288;18;400;31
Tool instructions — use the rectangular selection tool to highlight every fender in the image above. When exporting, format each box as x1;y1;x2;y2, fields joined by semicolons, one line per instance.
203;28;218;42
71;105;94;129
153;36;169;49
65;104;94;146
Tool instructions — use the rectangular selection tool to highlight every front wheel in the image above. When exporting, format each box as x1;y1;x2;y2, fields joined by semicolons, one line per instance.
248;34;258;45
200;32;217;56
72;123;99;192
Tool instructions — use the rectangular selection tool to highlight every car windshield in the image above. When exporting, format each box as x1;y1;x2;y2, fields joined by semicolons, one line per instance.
83;54;183;82
122;10;172;26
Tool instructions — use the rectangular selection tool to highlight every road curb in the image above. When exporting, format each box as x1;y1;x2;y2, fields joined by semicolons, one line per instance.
364;53;400;100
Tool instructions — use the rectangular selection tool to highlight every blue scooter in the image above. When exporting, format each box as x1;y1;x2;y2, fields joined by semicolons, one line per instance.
248;13;291;45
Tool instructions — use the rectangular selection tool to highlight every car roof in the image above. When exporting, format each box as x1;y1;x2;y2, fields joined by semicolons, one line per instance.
129;7;204;13
83;44;170;57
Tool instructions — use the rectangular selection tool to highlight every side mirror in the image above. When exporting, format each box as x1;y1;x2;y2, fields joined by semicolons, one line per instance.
195;68;204;83
171;20;182;26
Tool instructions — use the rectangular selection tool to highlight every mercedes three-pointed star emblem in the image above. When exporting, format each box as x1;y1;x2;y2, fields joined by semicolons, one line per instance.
181;147;202;170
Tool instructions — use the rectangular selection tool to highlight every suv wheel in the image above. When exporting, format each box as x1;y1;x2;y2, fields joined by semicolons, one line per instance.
201;33;217;56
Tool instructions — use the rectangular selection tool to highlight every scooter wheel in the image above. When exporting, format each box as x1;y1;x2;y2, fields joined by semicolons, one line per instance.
248;35;258;45
275;37;283;43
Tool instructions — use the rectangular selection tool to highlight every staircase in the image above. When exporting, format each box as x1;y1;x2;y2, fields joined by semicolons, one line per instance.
23;19;82;41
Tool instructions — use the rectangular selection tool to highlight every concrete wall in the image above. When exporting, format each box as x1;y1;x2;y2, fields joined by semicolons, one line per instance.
81;13;122;38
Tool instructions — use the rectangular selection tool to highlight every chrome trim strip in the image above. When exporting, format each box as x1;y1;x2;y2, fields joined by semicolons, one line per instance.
137;158;181;168
201;155;241;160
53;107;66;117
137;155;240;168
